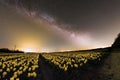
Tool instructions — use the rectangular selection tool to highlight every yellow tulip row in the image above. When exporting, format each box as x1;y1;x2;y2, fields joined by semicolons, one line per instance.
0;54;39;80
42;51;102;71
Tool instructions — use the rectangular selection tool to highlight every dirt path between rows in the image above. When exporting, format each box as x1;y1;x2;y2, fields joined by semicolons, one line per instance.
38;55;56;80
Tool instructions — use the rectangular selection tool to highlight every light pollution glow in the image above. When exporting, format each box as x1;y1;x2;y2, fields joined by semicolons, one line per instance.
0;1;119;52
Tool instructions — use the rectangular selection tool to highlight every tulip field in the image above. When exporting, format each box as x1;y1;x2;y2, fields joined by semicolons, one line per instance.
42;51;102;71
0;50;107;80
0;54;39;80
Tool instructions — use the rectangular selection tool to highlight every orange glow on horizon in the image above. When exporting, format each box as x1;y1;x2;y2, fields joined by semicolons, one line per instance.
23;48;35;52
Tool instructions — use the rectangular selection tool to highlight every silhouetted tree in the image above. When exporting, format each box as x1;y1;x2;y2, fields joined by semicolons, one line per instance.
112;33;120;48
0;48;10;52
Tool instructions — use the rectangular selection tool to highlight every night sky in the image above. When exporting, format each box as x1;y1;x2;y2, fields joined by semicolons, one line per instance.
0;0;120;52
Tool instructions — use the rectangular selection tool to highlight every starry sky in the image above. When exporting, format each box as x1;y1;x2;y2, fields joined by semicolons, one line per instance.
0;0;120;52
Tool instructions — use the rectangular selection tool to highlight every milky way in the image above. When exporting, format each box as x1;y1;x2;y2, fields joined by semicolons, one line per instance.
0;0;120;52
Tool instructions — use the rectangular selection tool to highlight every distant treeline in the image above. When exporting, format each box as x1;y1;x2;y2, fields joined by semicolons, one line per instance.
0;48;24;53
